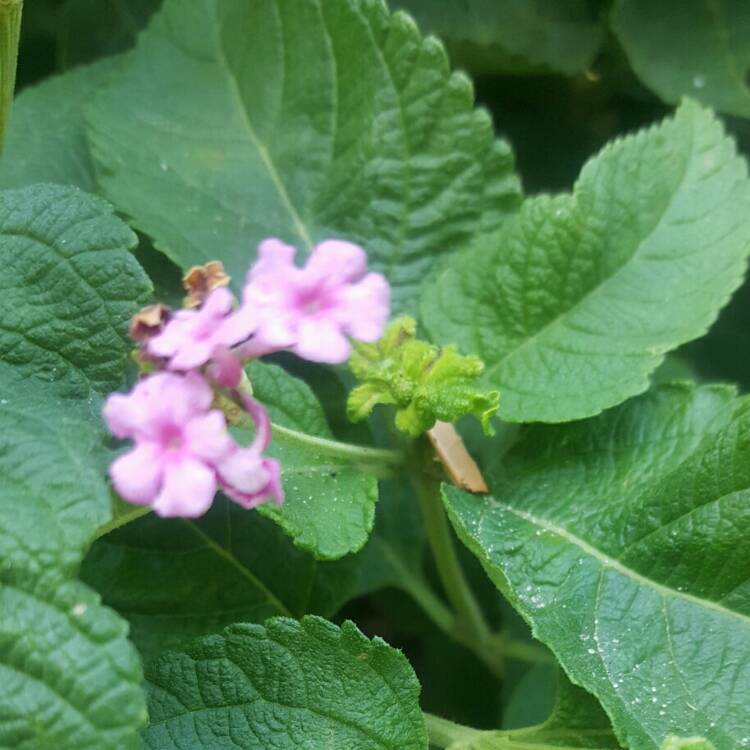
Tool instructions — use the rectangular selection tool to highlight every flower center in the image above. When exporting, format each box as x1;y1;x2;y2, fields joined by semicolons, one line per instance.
162;425;184;452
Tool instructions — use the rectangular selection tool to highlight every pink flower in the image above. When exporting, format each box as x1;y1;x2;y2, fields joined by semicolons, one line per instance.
103;372;233;517
103;372;284;517
148;287;255;387
240;239;390;363
216;392;284;508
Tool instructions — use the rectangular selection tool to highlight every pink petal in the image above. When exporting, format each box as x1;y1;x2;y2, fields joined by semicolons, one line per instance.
152;458;216;518
103;392;146;439
169;371;214;419
201;286;234;317
109;442;163;505
148;310;194;358
251;239;297;278
167;338;216;370
261;458;284;505
221;456;284;509
217;447;268;495
207;346;243;388
306;240;367;284
233;391;272;453
215;303;258;347
184;410;234;463
338;272;390;342
293;317;352;363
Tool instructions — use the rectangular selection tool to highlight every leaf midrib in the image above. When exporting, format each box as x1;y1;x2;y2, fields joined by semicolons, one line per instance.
485;117;696;382
185;520;292;617
213;2;313;251
486;497;750;626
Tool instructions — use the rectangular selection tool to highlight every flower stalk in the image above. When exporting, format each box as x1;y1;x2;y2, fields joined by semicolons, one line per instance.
0;0;22;152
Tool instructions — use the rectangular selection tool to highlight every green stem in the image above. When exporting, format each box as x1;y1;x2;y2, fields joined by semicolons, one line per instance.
271;421;404;471
0;0;22;151
413;459;504;675
424;713;484;748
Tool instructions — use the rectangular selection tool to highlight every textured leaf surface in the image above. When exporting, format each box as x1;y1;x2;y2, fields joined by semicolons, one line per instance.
87;0;520;312
83;500;362;660
0;575;147;750
248;361;379;559
0;364;146;748
0;184;152;396
0;59;121;191
444;383;750;749
141;616;428;749
422;100;750;423
612;0;750;118
394;0;603;76
0;185;151;747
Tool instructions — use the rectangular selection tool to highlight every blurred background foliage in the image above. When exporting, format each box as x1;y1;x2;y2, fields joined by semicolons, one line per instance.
14;0;750;732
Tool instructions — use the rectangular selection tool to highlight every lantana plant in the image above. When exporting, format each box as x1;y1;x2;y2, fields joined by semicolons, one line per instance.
2;1;750;750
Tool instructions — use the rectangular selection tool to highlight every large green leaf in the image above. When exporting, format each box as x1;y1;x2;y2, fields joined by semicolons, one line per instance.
422;100;750;423
0;59;122;191
443;383;750;749
0;185;152;748
246;361;379;559
0;364;147;748
86;0;520;312
0;183;151;396
394;0;603;76
141;616;428;749
82;500;362;660
611;0;750;118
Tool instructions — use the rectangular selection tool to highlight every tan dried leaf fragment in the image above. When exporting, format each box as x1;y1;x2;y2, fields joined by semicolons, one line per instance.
183;260;231;308
427;421;488;494
128;303;170;343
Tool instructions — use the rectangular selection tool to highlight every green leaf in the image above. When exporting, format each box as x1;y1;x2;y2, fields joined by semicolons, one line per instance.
348;316;499;437
0;365;109;579
0;576;147;750
428;671;618;749
0;185;152;747
0;58;122;191
422;100;750;423
141;616;428;749
86;0;521;313
611;0;750;118
0;365;147;748
0;183;152;396
443;383;750;749
247;361;379;559
393;0;603;76
82;500;362;660
661;739;716;750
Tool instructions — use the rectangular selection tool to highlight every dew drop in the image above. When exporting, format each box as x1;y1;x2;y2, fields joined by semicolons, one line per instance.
693;74;706;89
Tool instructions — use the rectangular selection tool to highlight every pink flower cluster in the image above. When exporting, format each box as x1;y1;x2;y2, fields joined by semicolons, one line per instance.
104;239;390;518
